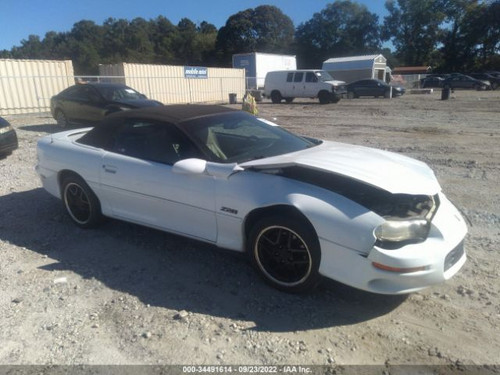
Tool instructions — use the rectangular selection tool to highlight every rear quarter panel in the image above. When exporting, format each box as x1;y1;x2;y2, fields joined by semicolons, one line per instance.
37;131;103;200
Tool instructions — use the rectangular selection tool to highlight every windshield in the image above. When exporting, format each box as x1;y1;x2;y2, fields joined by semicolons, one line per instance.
97;86;145;101
316;70;334;82
182;112;319;163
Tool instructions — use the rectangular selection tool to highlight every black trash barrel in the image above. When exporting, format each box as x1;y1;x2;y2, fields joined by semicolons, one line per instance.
229;93;237;104
441;87;450;100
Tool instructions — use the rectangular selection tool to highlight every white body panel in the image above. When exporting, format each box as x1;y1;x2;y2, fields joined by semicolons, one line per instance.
36;127;467;294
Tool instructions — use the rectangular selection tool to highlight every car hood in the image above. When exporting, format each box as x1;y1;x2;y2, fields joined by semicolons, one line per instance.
240;140;441;195
325;80;346;86
112;99;162;108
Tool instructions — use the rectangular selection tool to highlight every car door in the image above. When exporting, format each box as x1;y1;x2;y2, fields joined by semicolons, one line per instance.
283;72;295;97
62;86;105;124
303;72;319;97
356;80;372;96
77;86;108;123
284;72;304;98
57;86;85;123
367;80;385;96
99;120;218;241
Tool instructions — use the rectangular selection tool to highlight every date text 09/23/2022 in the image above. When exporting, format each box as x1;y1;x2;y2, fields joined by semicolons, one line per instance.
182;365;312;373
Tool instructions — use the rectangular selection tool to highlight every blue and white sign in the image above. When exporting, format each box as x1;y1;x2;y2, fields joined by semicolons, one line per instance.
184;66;208;79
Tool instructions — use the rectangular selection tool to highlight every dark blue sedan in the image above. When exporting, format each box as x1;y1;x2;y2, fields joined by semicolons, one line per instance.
347;79;405;98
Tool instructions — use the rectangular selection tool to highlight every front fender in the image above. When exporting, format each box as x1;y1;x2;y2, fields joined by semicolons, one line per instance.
214;170;382;254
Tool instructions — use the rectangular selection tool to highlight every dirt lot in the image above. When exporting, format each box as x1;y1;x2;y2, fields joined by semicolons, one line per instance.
0;90;499;370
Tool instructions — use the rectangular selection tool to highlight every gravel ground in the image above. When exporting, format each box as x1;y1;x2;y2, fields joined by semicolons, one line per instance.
0;90;499;370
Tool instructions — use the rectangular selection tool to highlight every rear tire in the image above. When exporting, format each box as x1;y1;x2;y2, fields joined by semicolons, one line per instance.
271;91;282;104
61;175;102;228
248;215;321;293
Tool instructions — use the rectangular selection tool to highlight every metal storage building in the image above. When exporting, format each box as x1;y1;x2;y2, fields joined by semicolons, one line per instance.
322;54;389;83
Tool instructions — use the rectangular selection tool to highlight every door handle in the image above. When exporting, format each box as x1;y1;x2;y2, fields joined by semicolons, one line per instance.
102;165;117;174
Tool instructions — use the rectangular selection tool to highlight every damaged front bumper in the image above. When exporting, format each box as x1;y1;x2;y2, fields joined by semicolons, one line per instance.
318;193;467;294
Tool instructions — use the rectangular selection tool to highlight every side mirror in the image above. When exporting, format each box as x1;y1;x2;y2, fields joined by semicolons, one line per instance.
172;158;207;175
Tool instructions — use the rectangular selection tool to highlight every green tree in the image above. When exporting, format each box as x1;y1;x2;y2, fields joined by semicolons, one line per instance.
10;35;44;59
196;22;218;65
102;18;130;63
382;0;445;66
149;16;178;64
124;17;155;63
216;5;294;65
173;18;199;64
66;20;104;74
438;0;499;71
41;31;71;60
295;0;381;68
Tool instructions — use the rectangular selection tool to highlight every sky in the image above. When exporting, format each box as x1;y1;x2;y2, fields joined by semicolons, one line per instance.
0;0;389;51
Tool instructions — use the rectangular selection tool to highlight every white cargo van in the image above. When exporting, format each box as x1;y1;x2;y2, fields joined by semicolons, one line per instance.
264;70;346;104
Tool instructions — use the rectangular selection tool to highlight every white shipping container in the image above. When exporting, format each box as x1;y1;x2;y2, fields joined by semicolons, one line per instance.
0;59;74;115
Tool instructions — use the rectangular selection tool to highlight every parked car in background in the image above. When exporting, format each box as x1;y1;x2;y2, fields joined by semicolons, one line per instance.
50;83;163;127
264;70;346;104
0;117;18;157
469;73;500;90
36;105;467;294
442;75;490;90
347;79;405;98
420;76;445;88
485;71;500;78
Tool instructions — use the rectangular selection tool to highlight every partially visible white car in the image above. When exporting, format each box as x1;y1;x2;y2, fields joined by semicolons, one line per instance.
36;105;467;294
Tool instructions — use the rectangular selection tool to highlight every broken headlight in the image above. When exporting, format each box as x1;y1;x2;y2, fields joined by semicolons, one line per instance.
375;195;439;248
375;219;430;243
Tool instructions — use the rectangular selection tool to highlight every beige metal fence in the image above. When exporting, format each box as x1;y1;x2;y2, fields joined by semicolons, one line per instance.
99;63;246;105
0;59;75;115
1;60;246;116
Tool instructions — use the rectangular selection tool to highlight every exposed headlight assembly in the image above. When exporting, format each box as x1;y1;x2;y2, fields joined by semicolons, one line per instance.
374;195;439;248
375;219;430;243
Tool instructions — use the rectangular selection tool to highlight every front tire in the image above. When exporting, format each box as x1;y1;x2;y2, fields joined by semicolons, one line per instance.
62;175;102;228
318;91;330;104
248;216;321;293
55;110;68;128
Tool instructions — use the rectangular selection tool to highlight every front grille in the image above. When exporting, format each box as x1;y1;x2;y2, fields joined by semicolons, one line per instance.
444;240;465;271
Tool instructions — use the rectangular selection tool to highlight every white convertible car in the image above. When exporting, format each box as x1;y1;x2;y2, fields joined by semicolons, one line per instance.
36;105;467;293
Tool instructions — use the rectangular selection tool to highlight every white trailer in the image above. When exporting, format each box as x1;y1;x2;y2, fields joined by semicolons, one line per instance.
232;52;297;91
